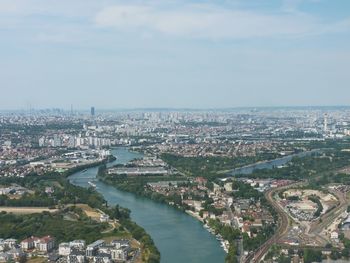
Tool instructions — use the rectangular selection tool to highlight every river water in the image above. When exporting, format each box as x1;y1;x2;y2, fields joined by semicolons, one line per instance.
229;149;321;176
68;147;226;263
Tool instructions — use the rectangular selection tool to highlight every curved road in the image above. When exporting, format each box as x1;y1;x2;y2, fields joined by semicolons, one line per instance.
243;182;305;263
308;188;348;246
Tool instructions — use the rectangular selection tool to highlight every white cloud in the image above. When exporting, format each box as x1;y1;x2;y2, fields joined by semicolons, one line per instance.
94;3;348;39
0;0;349;41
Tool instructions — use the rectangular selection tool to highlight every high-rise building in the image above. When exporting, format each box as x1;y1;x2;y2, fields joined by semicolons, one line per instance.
38;137;45;147
53;134;61;147
324;113;328;132
91;107;95;117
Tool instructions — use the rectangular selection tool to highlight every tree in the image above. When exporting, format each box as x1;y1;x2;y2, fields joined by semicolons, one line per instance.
330;249;341;260
303;249;322;263
278;255;291;263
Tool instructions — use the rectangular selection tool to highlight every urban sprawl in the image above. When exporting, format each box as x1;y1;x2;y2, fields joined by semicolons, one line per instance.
2;107;350;263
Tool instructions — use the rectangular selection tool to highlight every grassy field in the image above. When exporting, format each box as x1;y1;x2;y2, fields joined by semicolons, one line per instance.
74;203;101;220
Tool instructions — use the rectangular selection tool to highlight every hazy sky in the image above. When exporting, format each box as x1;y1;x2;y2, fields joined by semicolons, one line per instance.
0;0;350;110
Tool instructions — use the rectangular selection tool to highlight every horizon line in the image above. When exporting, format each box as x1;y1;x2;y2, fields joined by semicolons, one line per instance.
1;105;350;112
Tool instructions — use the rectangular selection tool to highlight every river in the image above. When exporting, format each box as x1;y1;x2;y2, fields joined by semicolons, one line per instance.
229;149;321;176
68;147;226;263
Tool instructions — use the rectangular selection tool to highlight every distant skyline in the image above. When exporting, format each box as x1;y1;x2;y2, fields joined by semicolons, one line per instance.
0;0;349;109
3;105;350;113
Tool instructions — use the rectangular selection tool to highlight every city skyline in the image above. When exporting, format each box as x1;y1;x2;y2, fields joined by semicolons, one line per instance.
1;0;350;109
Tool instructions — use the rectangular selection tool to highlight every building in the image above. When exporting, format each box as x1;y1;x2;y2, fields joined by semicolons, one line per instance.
342;216;350;230
100;214;110;222
69;240;86;249
7;248;25;260
324;113;328;133
37;236;55;252
0;239;4;252
59;243;71;256
45;187;54;194
59;240;86;256
111;240;130;249
91;107;95;117
53;134;62;147
194;177;208;186
57;239;132;262
86;240;105;257
0;245;25;262
38;137;45;147
224;182;233;192
331;231;339;240
21;236;54;252
92;253;111;263
0;252;11;262
21;237;37;251
4;239;17;250
68;250;86;263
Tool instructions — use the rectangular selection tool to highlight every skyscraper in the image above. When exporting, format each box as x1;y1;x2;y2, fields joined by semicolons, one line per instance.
91;107;95;117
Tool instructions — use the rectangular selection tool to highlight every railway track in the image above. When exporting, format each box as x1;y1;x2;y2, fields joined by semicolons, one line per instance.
243;182;305;263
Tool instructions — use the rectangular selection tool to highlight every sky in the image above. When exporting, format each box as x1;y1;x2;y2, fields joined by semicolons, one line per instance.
0;0;350;110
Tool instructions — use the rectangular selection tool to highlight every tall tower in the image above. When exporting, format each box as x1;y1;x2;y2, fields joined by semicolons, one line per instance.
324;113;328;133
91;106;95;117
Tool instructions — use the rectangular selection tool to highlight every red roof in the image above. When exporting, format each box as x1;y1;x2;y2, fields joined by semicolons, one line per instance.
21;236;40;243
40;236;54;243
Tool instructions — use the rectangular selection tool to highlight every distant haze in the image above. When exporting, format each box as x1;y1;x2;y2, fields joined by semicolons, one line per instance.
0;0;349;110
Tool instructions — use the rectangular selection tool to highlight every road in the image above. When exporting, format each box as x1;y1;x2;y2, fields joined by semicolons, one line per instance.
242;182;305;263
308;188;348;245
314;189;347;232
243;182;349;262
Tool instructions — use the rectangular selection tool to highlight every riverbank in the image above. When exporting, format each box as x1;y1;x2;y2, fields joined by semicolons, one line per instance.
0;164;160;262
71;147;226;263
185;210;230;254
97;174;187;209
65;173;160;262
97;148;287;263
97;174;235;260
63;155;116;178
228;149;322;176
98;172;277;263
185;210;204;222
